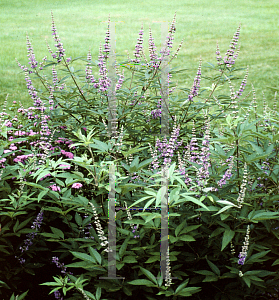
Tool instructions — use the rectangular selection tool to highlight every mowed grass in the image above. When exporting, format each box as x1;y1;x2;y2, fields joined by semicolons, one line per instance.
0;0;278;116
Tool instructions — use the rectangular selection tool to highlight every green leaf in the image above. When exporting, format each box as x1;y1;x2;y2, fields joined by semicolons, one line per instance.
119;238;129;258
246;250;271;264
13;217;32;233
202;275;219;282
242;276;251;288
91;139;110;152
139;266;157;285
175;219;187;237
250;211;279;221
179;224;202;235
17;290;29;300
37;190;48;202
50;226;64;239
145;256;159;263
127;279;157;287
143;198;156;212
75;212;83;226
206;258;220;276
179;235;196;242
96;287;101;300
88;247;102;264
174;279;189;295
36;170;53;183
70;251;96;264
123;256;138;263
272;258;279;266
175;287;201;297
221;229;235;251
180;194;209;210
156;186;167;208
194;270;216;276
127;196;154;209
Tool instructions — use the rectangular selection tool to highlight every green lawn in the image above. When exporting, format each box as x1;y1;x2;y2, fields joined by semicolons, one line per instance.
1;0;278;113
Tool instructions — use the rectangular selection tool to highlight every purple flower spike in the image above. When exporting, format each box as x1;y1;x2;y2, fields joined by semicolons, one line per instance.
103;15;111;60
51;11;66;63
19;209;44;254
224;24;241;68
96;43;111;92
188;58;202;102
85;49;96;84
148;27;159;68
131;23;144;64
160;12;177;59
26;34;38;70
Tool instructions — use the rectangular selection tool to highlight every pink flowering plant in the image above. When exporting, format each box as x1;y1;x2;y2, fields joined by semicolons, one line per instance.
1;11;279;300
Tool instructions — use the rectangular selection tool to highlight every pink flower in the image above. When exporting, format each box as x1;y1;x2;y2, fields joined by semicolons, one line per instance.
48;184;61;192
4;120;13;127
72;183;82;189
59;164;71;170
82;127;87;131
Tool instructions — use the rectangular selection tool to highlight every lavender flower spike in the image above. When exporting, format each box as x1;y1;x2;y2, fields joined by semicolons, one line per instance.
183;58;202;104
85;49;96;84
238;225;250;265
224;23;241;68
160;12;177;59
51;11;66;63
26;34;38;71
148;27;158;68
103;15;111;60
216;42;222;66
19;208;44;253
131;23;144;64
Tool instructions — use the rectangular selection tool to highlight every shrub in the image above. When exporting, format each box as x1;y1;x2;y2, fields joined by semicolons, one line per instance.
1;11;279;300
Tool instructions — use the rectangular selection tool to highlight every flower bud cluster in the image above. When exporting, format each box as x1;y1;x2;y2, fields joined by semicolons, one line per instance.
89;202;112;252
165;245;173;287
238;225;250;265
103;15;111;60
235;66;249;99
149;116;182;172
124;201;139;238
85;49;96;84
196;115;211;188
237;163;248;208
218;156;234;187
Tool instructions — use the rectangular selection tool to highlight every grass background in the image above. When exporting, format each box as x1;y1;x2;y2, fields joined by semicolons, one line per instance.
0;0;278;115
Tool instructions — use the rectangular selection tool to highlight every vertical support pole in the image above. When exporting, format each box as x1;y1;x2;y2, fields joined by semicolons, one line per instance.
107;21;118;139
99;20;124;280
159;22;169;280
156;21;177;281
